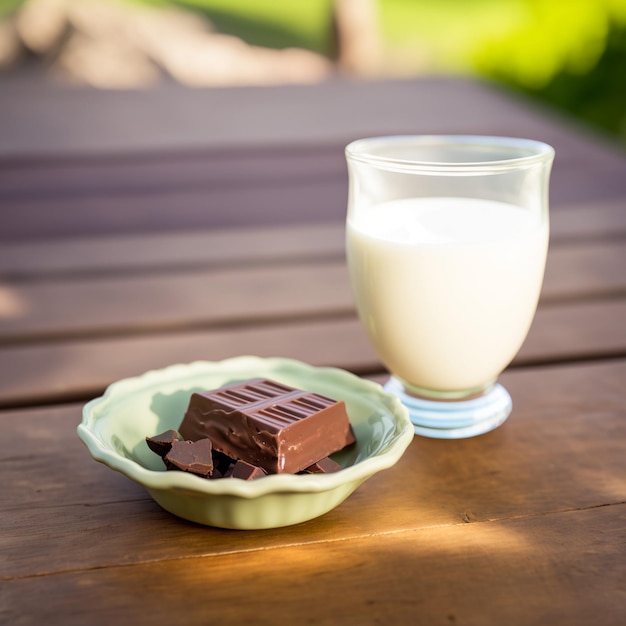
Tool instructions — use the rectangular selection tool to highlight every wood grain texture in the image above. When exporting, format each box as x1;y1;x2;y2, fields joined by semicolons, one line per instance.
0;201;624;278
0;298;625;407
0;223;346;279
2;505;624;626
541;240;626;300
0;238;624;343
2;77;624;162
1;78;625;241
1;359;624;580
2;161;624;241
0;144;344;198
1;76;625;626
0;262;354;342
518;299;626;364
0;177;349;241
549;198;626;242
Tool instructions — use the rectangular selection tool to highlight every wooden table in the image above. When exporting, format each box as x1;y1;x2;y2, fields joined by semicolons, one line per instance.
1;77;625;625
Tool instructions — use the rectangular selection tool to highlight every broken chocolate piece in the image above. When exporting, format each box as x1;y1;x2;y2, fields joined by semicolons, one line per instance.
224;460;268;480
164;439;214;477
213;460;236;479
300;456;342;474
212;449;235;477
146;429;179;457
179;378;355;474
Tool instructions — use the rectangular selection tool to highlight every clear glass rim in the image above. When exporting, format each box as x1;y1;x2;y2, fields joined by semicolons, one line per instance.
345;135;555;173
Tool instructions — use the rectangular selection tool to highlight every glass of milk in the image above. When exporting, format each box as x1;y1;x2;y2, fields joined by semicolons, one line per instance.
345;135;554;438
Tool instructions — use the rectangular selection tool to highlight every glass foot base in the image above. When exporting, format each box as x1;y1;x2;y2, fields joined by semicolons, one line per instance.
383;377;512;439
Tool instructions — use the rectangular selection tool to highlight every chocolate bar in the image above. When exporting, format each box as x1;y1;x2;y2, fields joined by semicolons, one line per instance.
179;378;355;474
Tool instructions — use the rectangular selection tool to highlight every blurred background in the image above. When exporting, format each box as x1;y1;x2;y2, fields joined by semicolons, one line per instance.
1;0;625;146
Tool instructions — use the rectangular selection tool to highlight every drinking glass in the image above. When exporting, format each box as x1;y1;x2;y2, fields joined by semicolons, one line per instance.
345;135;554;438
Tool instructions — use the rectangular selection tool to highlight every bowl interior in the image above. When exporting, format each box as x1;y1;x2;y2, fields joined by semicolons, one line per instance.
88;358;406;474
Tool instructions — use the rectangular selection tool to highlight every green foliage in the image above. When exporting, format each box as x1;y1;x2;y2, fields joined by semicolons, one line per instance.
0;0;23;17
472;0;626;144
139;0;335;55
378;0;529;71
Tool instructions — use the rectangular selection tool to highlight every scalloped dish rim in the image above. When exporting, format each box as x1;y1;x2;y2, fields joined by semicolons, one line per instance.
78;357;414;500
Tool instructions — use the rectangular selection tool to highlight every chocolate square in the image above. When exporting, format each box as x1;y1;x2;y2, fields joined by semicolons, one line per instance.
179;378;355;474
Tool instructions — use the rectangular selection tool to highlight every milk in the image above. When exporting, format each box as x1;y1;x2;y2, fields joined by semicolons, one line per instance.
346;197;549;393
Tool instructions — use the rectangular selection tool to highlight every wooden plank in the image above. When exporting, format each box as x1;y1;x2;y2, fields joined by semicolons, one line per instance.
1;163;624;242
3;77;625;162
0;223;346;279
0;201;624;278
0;239;624;343
0;177;349;241
0;111;622;203
517;299;626;364
0;144;344;198
541;240;626;301
549;198;626;242
1;359;624;581
0;137;622;208
1;79;625;241
2;505;624;626
547;160;626;206
0;262;354;343
0;298;625;408
0;318;377;407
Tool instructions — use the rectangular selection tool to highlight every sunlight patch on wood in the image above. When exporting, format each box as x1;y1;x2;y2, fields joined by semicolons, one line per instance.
0;284;26;319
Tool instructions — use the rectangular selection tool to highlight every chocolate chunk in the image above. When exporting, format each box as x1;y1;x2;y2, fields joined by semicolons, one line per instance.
300;457;343;474
212;459;237;479
179;378;355;474
224;460;268;480
164;439;214;476
146;429;179;457
212;449;235;477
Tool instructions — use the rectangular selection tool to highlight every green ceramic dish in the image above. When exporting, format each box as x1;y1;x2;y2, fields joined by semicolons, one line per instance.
78;357;413;530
